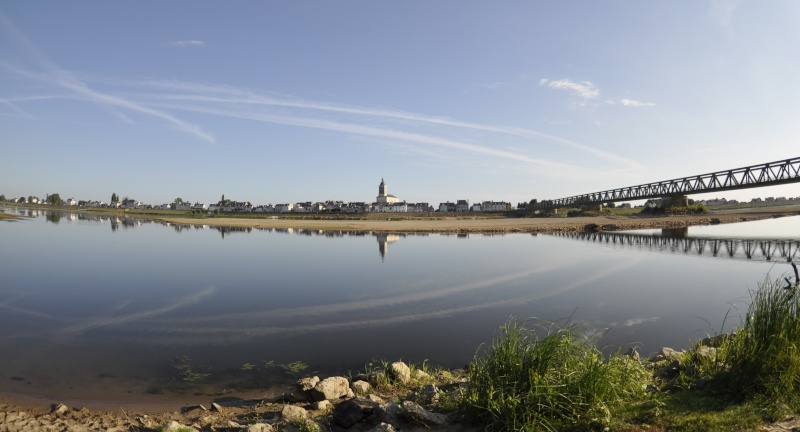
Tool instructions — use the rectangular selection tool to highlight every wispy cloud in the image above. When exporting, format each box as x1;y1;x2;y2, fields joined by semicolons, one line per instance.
607;98;656;108
129;79;642;170
170;40;206;47
0;14;215;143
540;78;600;99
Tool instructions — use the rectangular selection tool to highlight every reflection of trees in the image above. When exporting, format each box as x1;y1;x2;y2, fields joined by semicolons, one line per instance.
214;226;253;239
45;212;62;224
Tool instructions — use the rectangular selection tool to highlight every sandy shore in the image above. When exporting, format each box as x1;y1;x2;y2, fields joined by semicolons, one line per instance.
154;205;800;234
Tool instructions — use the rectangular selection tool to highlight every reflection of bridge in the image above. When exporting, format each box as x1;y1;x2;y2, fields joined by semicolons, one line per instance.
551;231;800;263
536;157;800;210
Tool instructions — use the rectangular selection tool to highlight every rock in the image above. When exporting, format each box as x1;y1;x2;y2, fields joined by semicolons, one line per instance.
374;400;402;426
414;384;440;404
228;420;243;428
366;423;397;432
413;369;430;381
165;421;198;432
247;423;275;432
310;376;350;401
401;401;448;426
51;403;69;415
367;394;385;404
625;347;640;362
352;380;371;395
332;399;369;428
656;359;682;379
297;376;320;392
282;405;308;423
696;346;717;359
659;347;683;360
181;404;207;413
389;362;411;384
281;390;311;403
210;402;223;412
313;400;332;411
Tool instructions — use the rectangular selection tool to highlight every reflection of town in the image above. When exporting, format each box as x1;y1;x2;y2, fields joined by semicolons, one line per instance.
8;208;455;260
551;230;800;263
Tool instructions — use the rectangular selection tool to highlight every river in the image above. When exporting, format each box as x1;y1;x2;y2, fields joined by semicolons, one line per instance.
1;206;798;404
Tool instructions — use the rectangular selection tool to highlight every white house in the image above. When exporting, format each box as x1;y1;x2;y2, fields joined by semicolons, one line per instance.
456;200;470;212
481;201;509;212
65;197;77;206
276;203;294;213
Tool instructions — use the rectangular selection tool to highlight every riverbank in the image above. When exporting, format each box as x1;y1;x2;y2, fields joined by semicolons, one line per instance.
152;205;800;233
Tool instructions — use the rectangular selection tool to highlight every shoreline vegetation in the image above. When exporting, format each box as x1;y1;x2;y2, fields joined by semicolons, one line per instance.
2;203;800;430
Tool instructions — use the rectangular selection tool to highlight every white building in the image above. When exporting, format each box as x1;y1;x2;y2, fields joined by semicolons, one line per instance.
481;201;509;212
376;179;400;204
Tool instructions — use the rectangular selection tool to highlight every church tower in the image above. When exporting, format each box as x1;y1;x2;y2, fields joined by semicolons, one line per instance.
376;178;399;204
379;178;387;197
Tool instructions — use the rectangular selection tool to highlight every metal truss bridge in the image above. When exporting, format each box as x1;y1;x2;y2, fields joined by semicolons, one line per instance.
535;156;800;210
551;231;800;264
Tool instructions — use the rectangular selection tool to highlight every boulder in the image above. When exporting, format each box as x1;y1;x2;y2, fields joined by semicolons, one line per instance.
332;399;368;428
352;380;370;395
389;362;411;384
374;401;402;426
312;400;332;411
310;376;350;401
297;376;320;392
401;401;448;426
281;405;308;423
413;369;430;381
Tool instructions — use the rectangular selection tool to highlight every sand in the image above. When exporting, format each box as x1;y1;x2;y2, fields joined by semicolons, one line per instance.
153;206;800;234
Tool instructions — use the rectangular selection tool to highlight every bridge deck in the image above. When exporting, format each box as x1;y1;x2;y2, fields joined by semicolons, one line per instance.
535;157;800;209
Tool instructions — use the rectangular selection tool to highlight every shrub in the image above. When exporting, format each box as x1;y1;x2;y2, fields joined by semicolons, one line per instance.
462;318;649;431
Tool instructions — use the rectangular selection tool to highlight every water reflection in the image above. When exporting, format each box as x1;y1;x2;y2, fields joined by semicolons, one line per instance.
551;231;800;262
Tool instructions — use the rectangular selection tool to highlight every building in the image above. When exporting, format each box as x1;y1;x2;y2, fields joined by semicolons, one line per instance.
376;179;400;204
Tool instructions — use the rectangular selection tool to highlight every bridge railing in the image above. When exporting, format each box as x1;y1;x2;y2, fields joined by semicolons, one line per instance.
535;157;800;209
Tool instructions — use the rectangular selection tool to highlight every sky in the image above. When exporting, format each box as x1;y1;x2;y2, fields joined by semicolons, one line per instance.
1;1;799;206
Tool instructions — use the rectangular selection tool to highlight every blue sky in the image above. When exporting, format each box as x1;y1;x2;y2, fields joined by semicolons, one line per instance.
2;1;799;206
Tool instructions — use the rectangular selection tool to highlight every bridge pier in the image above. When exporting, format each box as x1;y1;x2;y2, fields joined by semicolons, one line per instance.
661;195;688;208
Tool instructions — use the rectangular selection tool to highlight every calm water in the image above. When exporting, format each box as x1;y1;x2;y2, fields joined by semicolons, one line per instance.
1;207;799;403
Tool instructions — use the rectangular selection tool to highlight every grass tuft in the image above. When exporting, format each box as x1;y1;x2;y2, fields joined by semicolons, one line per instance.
461;317;649;431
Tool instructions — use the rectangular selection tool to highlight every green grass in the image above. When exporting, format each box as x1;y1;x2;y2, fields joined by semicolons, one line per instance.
461;318;649;431
699;276;800;418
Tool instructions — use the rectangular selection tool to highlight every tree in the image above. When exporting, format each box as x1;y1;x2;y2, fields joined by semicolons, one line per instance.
19;196;26;203
606;202;616;208
174;197;184;204
0;194;5;202
111;193;118;203
46;193;63;206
